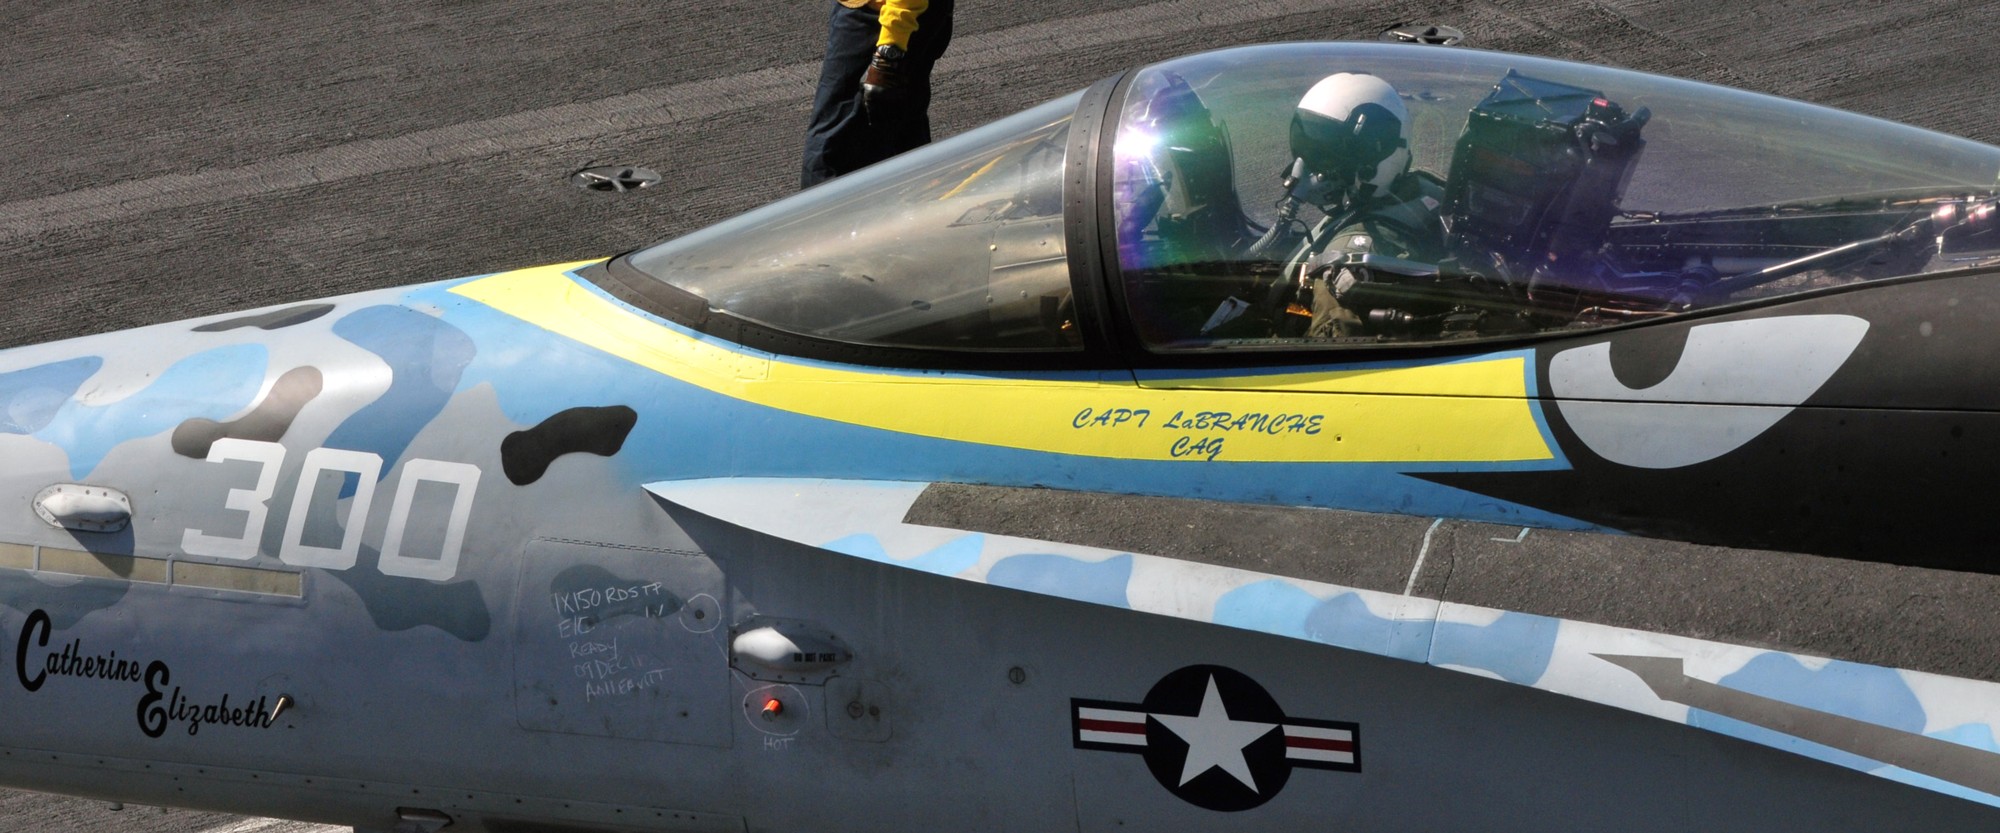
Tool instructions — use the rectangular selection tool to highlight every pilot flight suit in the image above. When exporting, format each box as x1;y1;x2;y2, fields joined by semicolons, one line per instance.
1304;171;1446;337
801;0;955;188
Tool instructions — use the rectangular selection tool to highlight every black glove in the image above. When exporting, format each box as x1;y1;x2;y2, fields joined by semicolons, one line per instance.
859;44;911;128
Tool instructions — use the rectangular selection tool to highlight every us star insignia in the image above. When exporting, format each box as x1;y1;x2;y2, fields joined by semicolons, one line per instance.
1071;664;1361;811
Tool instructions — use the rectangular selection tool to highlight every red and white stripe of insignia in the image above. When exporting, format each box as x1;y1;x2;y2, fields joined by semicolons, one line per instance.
1076;706;1149;746
1081;706;1354;766
1283;724;1355;765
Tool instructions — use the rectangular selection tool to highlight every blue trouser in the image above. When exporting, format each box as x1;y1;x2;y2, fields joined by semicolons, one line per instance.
800;0;954;188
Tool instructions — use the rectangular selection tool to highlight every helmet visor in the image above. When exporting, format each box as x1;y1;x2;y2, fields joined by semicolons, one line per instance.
1290;102;1404;180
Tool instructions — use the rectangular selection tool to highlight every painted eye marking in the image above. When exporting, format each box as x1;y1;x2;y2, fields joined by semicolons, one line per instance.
1549;315;1869;469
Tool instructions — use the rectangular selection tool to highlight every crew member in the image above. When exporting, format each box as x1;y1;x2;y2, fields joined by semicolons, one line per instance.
801;0;955;188
1270;72;1446;337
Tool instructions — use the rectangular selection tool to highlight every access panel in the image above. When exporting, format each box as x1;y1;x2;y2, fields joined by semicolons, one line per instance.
513;538;729;747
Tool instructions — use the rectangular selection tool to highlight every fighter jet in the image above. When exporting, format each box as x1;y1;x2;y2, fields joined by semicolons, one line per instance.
2;41;1997;832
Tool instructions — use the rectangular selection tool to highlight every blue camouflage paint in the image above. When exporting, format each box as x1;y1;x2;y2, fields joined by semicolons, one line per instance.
291;297;494;639
1214;582;1555;672
1213;579;1321;641
1932;722;2000;753
415;287;639;425
1215;581;1436;662
1429;611;1562;685
1304;591;1437;663
822;532;986;576
986;553;1132;608
325;305;477;491
1691;654;1928;775
0;357;101;435
35;345;267;479
323;546;492;641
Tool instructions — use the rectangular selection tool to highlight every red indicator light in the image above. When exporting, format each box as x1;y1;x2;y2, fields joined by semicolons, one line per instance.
761;698;784;720
1593;97;1609;107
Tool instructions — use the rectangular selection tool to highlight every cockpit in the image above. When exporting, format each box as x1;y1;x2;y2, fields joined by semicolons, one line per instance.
609;43;2000;366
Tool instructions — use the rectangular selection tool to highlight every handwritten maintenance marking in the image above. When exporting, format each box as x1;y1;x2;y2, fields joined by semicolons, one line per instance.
574;656;632;680
551;582;670;614
549;581;680;703
585;669;670;702
552;582;672;638
568;638;619;659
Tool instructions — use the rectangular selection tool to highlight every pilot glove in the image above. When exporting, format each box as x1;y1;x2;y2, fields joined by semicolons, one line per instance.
1327;265;1363;299
1291;264;1353;314
860;44;912;128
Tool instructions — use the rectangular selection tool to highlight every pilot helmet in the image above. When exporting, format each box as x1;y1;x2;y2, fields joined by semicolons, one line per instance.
1289;73;1411;200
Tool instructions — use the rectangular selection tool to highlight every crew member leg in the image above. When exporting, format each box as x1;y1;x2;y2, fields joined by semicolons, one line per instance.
801;2;880;188
891;0;954;153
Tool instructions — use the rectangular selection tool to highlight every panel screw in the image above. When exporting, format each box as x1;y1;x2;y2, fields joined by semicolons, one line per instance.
1008;666;1028;685
847;700;865;719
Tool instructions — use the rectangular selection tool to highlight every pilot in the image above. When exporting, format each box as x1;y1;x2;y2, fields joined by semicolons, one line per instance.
1273;72;1446;337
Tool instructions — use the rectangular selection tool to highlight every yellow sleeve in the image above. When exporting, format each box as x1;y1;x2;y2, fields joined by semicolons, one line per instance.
876;0;930;50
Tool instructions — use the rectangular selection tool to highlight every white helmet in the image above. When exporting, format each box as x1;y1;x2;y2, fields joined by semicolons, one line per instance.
1290;73;1411;200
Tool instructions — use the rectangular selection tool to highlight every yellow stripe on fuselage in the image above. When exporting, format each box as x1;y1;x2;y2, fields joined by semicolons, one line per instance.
451;263;1554;464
